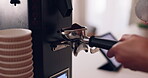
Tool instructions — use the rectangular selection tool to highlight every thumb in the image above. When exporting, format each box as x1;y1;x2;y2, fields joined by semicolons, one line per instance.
120;34;132;41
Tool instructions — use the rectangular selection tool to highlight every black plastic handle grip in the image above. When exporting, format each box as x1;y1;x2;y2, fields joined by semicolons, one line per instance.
89;36;118;50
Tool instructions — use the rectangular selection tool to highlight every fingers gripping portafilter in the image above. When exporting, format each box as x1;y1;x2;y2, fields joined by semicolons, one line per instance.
51;24;118;56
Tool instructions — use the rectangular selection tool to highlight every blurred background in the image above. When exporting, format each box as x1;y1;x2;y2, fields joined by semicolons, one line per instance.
72;0;148;78
73;0;143;37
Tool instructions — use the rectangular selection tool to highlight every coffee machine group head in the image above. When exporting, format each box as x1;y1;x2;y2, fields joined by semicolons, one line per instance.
51;23;118;56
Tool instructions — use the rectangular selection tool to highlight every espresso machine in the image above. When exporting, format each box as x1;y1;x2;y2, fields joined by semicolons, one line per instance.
1;0;147;78
0;0;73;78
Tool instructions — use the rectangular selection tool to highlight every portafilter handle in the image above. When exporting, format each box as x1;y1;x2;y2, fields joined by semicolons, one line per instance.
88;36;118;50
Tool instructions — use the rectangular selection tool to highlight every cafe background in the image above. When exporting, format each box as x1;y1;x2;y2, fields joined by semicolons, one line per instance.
72;0;148;78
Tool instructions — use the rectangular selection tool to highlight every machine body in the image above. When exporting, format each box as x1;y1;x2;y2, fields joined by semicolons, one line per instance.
0;0;73;78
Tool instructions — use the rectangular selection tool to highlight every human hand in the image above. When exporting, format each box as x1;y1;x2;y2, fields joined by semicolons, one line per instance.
107;34;148;72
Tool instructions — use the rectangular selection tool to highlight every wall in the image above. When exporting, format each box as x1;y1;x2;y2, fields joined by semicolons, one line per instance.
73;0;132;38
72;0;86;25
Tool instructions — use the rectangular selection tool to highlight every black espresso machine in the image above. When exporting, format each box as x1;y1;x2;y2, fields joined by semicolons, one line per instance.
0;0;73;78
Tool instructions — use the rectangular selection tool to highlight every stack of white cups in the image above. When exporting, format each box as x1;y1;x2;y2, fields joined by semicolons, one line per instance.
0;29;34;78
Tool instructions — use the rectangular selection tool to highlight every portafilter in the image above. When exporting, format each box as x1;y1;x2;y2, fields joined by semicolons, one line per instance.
60;23;118;56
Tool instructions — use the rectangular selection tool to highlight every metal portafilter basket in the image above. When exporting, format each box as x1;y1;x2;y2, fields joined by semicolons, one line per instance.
59;23;118;56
